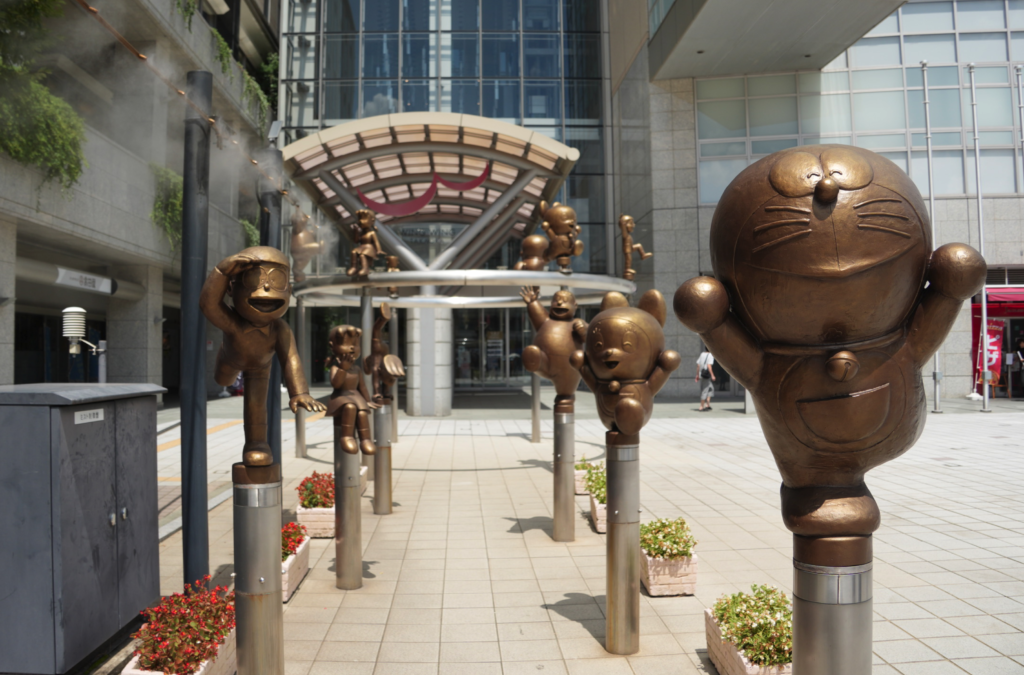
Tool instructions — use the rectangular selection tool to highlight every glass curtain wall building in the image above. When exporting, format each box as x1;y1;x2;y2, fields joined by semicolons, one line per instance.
281;0;608;390
695;0;1024;204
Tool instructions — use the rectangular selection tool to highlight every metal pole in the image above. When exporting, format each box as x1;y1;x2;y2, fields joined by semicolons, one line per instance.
335;428;362;589
792;536;872;674
552;399;574;542
180;70;212;587
233;465;284;675
373;405;392;515
969;64;992;413
259;148;285;462
295;297;307;458
97;340;107;383
360;288;374;480
530;372;541;443
605;430;640;655
922;61;943;413
390;308;399;442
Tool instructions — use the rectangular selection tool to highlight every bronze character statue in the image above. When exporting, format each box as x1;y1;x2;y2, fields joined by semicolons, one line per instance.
513;234;550;271
200;246;327;466
327;325;380;455
289;212;326;283
364;303;405;405
618;214;652;281
520;287;587;408
347;209;383;278
540;201;584;269
385;255;401;297
673;145;985;545
571;291;681;435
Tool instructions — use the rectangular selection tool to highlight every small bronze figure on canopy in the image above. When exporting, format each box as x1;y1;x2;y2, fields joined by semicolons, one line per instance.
347;209;383;278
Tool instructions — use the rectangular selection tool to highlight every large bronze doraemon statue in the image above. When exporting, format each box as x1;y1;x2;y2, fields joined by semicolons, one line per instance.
674;145;985;548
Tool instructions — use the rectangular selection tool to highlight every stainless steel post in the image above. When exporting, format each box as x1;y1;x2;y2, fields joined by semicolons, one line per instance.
258;148;285;465
922;61;943;414
97;339;107;383
792;557;873;674
531;373;541;443
232;464;284;675
552;399;575;542
390;307;399;442
969;64;992;413
361;288;375;479
373;405;393;515
295;297;307;458
335;428;363;590
605;431;640;655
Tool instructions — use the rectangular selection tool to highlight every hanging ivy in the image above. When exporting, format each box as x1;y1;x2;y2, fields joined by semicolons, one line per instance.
150;164;184;250
174;0;200;31
241;69;269;134
258;51;278;115
208;27;234;82
239;217;260;248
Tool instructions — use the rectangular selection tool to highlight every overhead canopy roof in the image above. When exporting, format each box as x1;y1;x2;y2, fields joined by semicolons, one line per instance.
282;113;580;251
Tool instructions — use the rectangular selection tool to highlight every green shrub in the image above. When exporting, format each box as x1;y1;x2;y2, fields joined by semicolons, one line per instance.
640;517;697;560
712;584;793;667
150;164;183;250
240;217;260;247
585;463;606;504
574;455;595;471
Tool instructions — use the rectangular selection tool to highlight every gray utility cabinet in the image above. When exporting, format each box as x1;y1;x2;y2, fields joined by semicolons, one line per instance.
0;383;166;674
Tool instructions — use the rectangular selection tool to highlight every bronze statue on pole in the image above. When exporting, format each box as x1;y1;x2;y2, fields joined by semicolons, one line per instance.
673;145;985;674
327;325;379;455
347;209;383;278
618;214;652;281
540;201;584;270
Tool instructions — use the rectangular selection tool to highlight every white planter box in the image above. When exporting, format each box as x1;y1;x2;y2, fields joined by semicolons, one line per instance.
575;469;589;495
297;506;334;538
705;608;792;675
281;535;310;602
124;627;236;675
589;494;607;533
360;465;368;495
641;552;697;596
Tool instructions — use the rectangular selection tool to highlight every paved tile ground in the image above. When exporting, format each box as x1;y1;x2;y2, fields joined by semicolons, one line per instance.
157;401;1024;674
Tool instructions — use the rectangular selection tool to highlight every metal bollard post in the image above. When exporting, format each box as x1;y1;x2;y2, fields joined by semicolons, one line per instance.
232;463;284;675
605;430;640;655
373;405;393;515
531;373;541;443
792;536;873;675
335;427;363;590
552;398;575;542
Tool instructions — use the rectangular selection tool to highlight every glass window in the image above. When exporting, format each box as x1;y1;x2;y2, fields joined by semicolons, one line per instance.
980;130;1014;144
565;127;604;173
901;2;954;32
748;97;798;136
747;74;796;96
958;33;1008;62
285;81;318;126
905;65;959;86
448;0;479;30
524;80;560;119
403;0;433;31
1012;31;1024;59
858;133;906;148
697;100;746;139
851;68;904;90
324;81;358;122
288;0;317;33
402;79;434;112
564;34;602;78
933;149;965;193
854;91;906;131
802;136;852;145
962;87;1013;127
286;35;318;80
324;35;359;78
403;34;436;78
850;37;901;67
823;52;848;70
363;80;398;116
524;34;560;77
364;0;399;31
956;0;1005;30
907;88;962;127
880;151;908;172
866;11;899;35
444;34;479;77
363;34;398;78
527;125;562;141
483;0;519;30
482;34;520;77
1011;0;1024;29
442;80;480;114
564;176;603;222
523;0;558;30
964;65;1008;83
324;0;359;32
911;131;961;146
967;149;1016;193
483;79;521;121
752;139;798;154
800;94;852;134
696;78;744;100
700;159;748;203
799;71;849;93
700;141;746;157
564;0;600;32
565;80;602;124
903;34;957;64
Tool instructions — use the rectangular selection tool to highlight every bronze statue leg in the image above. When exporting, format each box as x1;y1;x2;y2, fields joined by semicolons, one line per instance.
633;243;652;260
522;345;547;375
347;250;359;277
357;410;376;455
612;397;645;436
242;366;272;466
213;346;240;387
358;253;372;277
337;403;359;454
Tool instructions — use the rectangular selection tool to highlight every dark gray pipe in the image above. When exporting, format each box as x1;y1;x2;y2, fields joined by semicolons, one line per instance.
180;70;212;588
258;148;284;465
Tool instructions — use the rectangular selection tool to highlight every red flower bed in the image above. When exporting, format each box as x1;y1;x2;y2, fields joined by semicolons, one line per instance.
132;576;235;675
297;471;334;508
282;522;307;561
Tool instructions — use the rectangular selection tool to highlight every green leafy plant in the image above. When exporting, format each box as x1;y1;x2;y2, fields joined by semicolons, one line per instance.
150;164;183;250
281;522;307;561
174;0;201;30
640;517;697;560
241;68;270;133
585;463;606;504
240;217;260;247
132;576;235;675
258;51;279;113
297;471;335;508
712;584;793;667
208;27;234;82
574;455;595;472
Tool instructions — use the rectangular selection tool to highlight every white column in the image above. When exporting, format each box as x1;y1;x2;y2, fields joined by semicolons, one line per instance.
106;265;163;391
0;217;14;385
405;304;452;416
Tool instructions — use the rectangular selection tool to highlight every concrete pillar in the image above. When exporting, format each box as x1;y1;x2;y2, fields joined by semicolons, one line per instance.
0;218;14;385
106;265;163;389
405;304;452;416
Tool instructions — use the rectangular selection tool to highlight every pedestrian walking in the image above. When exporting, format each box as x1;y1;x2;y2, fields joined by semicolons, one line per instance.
695;346;716;411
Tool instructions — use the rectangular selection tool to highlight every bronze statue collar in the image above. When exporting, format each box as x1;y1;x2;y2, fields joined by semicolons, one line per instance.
762;326;905;357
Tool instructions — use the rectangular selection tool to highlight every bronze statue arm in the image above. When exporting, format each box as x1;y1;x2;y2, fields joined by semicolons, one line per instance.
329;363;346;389
199;268;238;334
519;287;547;330
276;321;326;413
673;277;764;390
357;362;381;409
569;350;597;392
648;350;681;396
907;243;986;369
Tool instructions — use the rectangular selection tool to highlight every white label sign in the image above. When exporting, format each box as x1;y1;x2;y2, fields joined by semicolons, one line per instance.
55;267;113;295
74;409;104;425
